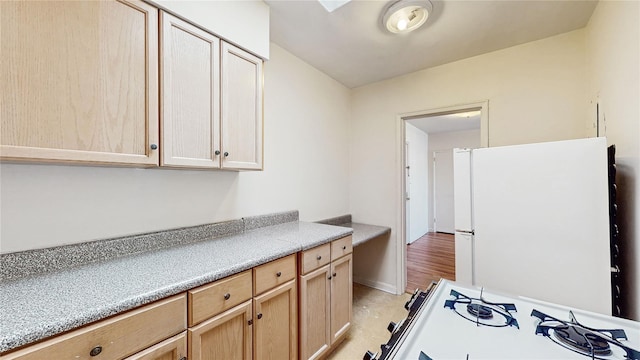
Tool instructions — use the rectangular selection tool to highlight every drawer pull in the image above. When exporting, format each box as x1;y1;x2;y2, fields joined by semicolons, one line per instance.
276;271;282;277
89;346;102;357
257;313;263;319
224;293;231;300
317;255;322;260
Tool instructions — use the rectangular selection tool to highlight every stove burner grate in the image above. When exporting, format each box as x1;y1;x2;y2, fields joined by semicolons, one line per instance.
444;289;519;328
531;309;640;360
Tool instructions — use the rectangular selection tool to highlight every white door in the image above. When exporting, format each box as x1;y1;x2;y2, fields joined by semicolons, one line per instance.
433;150;455;233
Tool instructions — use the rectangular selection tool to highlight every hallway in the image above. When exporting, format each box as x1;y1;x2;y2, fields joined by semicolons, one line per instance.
406;232;455;293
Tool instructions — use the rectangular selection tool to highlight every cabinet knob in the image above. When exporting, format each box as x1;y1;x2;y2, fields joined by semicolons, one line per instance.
224;152;229;157
333;272;337;278
150;144;158;150
317;255;322;260
248;319;253;326
343;245;347;250
257;313;263;319
179;357;187;360
215;150;221;156
276;271;282;277
89;346;102;357
328;275;332;280
224;293;231;300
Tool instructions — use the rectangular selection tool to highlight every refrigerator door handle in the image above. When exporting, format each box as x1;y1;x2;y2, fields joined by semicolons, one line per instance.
455;229;475;235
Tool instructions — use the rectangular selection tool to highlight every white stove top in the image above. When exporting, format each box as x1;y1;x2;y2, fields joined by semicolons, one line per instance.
390;280;640;360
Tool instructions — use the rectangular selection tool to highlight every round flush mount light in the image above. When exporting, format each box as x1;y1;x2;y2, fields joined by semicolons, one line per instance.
382;0;433;34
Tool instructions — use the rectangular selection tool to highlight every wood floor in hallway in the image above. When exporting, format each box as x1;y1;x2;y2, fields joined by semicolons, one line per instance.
406;232;455;293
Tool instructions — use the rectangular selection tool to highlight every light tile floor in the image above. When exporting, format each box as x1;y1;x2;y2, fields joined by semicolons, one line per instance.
326;283;412;360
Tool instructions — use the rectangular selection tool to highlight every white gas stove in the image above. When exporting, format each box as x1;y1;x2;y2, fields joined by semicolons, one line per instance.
364;280;640;360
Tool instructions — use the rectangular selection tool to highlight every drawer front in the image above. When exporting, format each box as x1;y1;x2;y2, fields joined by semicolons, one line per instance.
300;243;331;274
2;294;187;360
123;331;187;360
331;235;353;261
188;270;252;326
254;254;296;295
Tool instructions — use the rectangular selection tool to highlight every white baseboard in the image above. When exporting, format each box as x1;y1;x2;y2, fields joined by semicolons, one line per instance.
353;276;397;294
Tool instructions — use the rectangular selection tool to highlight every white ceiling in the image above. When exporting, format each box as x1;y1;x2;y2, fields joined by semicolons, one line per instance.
266;0;598;88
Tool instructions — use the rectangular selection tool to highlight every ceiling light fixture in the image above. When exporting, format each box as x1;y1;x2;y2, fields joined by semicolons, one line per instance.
382;0;432;34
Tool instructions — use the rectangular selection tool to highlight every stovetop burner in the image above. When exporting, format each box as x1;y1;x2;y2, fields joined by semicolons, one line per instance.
444;289;519;328
553;325;612;356
532;309;640;360
467;303;493;319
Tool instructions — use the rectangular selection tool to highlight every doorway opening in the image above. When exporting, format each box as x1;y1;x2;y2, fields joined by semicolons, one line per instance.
399;101;488;293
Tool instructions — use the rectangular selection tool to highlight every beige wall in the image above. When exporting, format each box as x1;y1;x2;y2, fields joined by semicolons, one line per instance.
586;0;640;321
350;30;588;294
0;43;351;253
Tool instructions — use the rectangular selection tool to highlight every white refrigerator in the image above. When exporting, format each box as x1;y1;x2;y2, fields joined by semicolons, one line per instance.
453;137;612;315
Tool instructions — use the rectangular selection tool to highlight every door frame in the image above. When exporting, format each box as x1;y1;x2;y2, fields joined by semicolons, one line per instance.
396;101;489;294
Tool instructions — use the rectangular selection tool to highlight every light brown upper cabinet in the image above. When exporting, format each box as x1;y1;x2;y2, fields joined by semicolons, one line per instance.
159;12;221;168
160;14;263;171
0;0;159;166
221;42;264;170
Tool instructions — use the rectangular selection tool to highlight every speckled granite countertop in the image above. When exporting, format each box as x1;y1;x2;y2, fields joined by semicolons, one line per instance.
341;222;390;247
317;215;391;247
0;220;352;353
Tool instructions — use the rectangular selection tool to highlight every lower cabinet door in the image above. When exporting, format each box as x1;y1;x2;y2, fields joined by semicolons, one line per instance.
253;280;297;360
330;254;352;343
124;332;187;360
188;299;253;360
299;265;331;360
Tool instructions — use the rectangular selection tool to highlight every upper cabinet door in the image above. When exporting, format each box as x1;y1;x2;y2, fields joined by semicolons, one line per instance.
221;42;263;170
0;0;159;166
160;11;220;168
